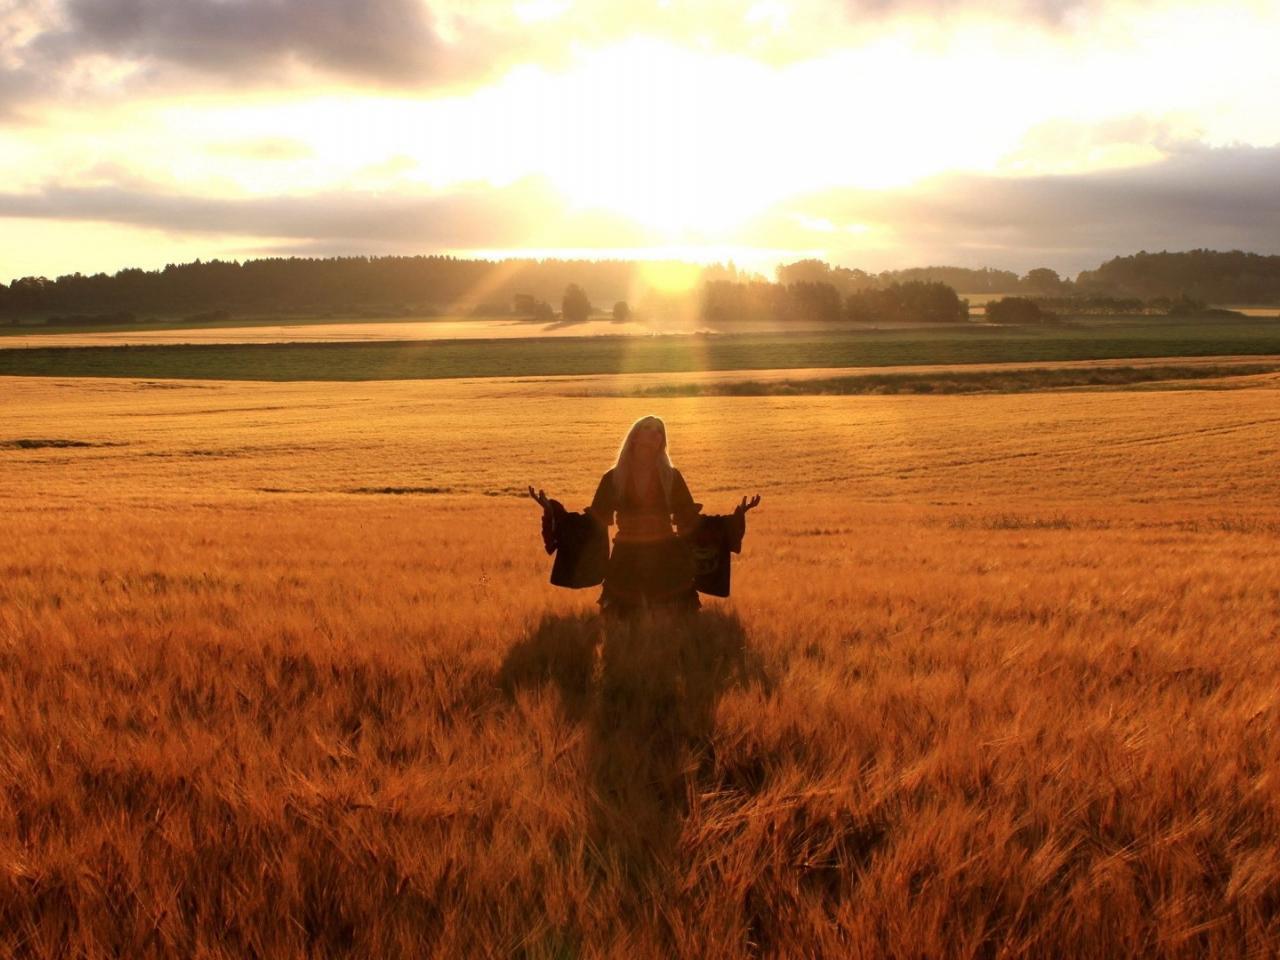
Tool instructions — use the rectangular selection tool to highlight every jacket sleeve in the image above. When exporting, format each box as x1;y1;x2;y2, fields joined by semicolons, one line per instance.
589;470;616;527
670;469;701;534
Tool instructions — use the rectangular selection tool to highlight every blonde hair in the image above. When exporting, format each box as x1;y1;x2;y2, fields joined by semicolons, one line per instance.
612;415;674;501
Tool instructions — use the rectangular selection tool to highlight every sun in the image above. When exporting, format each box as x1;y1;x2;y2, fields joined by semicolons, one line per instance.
526;40;793;237
514;38;973;239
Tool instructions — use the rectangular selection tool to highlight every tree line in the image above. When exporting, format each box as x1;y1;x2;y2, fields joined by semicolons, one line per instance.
701;279;969;325
3;248;1278;325
776;259;1024;296
779;251;1280;305
1075;250;1280;303
0;256;748;323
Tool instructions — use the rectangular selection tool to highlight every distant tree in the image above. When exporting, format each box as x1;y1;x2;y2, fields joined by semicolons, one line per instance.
1033;296;1144;316
778;259;876;296
701;260;760;284
880;265;1020;294
700;279;787;325
777;259;833;286
1164;294;1209;317
1022;268;1070;295
532;300;555;322
512;293;537;316
8;276;53;313
986;296;1056;324
785;281;842;323
701;278;968;325
846;281;968;324
562;284;592;324
1076;249;1280;303
831;265;878;294
612;300;631;323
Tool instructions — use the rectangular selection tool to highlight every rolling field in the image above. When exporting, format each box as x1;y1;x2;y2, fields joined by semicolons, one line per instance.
2;373;1279;957
0;316;651;348
4;318;1280;382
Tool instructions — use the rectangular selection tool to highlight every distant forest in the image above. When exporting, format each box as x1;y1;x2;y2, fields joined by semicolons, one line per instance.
2;248;1278;324
1074;250;1280;303
703;279;970;326
0;257;707;322
779;251;1280;304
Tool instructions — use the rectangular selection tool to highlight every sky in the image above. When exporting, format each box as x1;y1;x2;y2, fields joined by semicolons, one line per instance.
1;0;1279;283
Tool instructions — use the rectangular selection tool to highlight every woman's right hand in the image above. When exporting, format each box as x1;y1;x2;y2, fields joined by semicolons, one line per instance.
528;485;552;511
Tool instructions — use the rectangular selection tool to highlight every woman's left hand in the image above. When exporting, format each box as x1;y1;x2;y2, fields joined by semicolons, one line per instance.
735;494;762;514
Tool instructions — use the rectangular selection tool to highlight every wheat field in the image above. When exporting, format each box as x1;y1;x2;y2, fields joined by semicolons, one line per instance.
1;372;1279;958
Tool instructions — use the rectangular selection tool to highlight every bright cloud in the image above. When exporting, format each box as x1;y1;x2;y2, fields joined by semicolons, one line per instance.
1;0;1278;279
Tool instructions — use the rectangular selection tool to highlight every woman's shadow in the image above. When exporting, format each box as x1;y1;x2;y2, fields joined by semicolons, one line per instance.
498;607;770;889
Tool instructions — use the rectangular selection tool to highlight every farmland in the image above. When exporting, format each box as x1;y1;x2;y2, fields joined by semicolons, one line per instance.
3;317;1280;382
1;371;1278;957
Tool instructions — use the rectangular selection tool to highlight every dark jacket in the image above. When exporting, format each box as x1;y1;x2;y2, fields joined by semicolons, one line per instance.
589;467;700;540
540;499;609;588
540;482;750;598
686;512;747;598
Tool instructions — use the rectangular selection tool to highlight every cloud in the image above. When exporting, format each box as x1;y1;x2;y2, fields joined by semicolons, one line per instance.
754;143;1280;273
0;175;651;251
842;0;1142;27
38;0;469;84
0;0;509;118
0;69;37;120
845;0;1033;17
0;0;54;118
0;0;1183;119
2;143;1278;276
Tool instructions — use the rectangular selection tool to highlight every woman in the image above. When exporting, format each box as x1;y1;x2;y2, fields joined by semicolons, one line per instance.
590;415;703;615
529;417;757;619
530;415;760;616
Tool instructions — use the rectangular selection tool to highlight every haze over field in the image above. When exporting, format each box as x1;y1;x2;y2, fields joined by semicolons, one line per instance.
3;0;1280;281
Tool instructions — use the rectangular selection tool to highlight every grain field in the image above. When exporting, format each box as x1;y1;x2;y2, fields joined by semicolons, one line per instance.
1;373;1278;958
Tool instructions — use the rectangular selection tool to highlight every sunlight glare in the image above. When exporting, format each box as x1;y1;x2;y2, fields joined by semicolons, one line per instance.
637;260;703;296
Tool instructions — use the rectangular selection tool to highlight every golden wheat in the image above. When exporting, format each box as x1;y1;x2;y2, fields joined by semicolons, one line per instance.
0;373;1277;958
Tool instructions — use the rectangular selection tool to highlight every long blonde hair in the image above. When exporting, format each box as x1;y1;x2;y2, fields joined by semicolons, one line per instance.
612;415;674;501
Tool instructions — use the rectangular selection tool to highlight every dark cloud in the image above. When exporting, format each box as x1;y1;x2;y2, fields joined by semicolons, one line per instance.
0;0;46;122
0;0;500;118
760;144;1280;274
38;0;460;85
0;70;36;120
0;175;651;250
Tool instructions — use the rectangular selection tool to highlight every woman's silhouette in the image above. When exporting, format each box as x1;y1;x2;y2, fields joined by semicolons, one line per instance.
532;415;760;617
